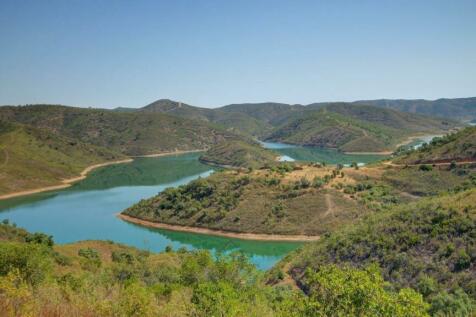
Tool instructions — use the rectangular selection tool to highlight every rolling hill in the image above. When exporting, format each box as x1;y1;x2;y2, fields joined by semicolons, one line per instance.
0;104;241;156
265;104;454;152
122;163;371;236
138;99;273;137
354;97;476;121
274;188;476;316
199;139;278;169
0;121;125;195
135;99;459;151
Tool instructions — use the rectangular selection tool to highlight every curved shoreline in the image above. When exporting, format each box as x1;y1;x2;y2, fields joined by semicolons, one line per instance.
0;158;134;201
0;149;206;201
118;214;320;242
131;149;206;158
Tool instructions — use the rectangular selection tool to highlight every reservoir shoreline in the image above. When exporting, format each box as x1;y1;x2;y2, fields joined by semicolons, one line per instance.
0;149;205;201
118;213;320;242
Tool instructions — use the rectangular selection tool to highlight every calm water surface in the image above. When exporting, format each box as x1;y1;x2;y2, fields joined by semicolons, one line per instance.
0;153;301;270
260;141;389;164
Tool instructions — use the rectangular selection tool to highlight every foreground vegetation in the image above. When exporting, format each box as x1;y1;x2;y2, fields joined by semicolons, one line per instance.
0;222;429;316
273;187;476;316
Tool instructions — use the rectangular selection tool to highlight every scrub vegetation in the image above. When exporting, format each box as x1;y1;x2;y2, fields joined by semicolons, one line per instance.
0;222;429;316
123;163;368;236
395;126;476;164
199;139;277;169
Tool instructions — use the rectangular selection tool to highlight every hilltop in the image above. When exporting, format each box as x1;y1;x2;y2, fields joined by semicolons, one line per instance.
118;98;464;147
0;121;125;195
137;99;273;138
139;100;457;153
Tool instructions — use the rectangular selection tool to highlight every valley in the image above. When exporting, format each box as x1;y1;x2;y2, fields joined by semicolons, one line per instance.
0;101;475;316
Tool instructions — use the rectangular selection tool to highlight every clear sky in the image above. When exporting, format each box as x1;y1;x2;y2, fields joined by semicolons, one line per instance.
0;0;475;108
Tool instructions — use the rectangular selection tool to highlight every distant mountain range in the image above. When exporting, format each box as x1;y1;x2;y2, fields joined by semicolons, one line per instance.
121;98;461;152
0;97;469;194
353;97;476;121
120;96;476;123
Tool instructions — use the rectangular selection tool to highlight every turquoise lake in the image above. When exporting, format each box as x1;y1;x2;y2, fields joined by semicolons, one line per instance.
0;153;302;270
260;141;390;164
0;145;397;270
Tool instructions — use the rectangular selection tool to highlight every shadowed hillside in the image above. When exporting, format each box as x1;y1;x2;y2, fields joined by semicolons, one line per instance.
199;140;277;169
265;104;454;152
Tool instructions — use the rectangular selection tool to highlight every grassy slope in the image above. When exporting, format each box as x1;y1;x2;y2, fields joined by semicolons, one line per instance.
0;222;430;316
396;126;476;164
276;188;476;309
199;140;277;169
381;165;476;196
0;121;125;194
0;105;241;156
140;99;274;138
266;109;406;152
123;164;368;235
266;105;454;152
0;223;277;316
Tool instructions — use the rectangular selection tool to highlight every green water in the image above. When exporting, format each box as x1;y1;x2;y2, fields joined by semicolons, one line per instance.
0;153;301;270
260;141;389;164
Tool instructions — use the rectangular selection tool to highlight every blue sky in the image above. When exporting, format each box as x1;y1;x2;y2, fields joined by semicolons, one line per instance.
0;0;475;108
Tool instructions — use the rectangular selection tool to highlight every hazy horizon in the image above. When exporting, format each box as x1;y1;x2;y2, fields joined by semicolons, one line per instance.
2;95;476;110
1;0;475;109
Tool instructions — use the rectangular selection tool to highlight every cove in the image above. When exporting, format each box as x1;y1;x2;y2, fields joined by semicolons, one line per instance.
0;153;302;270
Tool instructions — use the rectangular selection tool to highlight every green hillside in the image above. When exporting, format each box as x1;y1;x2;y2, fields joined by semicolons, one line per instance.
0;221;429;316
274;188;476;316
396;127;476;164
265;105;454;152
320;103;454;131
123;164;371;236
354;97;476;121
0;105;241;156
199;140;277;169
0;121;124;195
265;109;404;152
140;99;273;137
125;100;459;153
